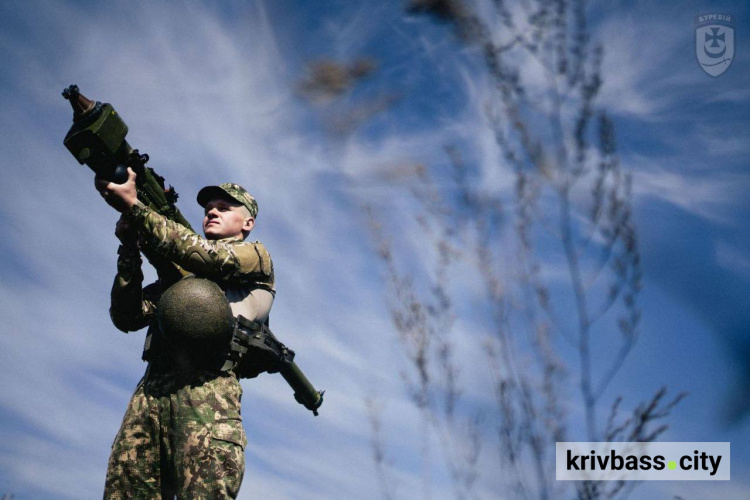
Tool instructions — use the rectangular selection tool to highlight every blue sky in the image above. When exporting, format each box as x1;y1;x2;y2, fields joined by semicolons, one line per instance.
0;1;748;498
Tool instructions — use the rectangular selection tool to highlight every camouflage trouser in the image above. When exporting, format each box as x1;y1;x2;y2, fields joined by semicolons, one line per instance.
104;370;246;499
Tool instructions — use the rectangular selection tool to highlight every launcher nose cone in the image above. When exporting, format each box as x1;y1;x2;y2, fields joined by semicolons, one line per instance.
62;84;96;120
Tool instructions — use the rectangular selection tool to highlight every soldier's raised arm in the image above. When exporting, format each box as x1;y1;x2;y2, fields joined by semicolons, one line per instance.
97;170;274;290
126;201;274;289
109;215;160;332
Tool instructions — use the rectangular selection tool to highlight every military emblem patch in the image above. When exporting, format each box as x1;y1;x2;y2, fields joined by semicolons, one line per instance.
695;14;735;77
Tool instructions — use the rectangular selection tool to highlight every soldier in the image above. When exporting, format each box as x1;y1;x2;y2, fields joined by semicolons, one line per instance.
96;167;274;498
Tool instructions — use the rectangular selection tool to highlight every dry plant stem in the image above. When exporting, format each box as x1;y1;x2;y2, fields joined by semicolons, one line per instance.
366;397;397;500
560;188;598;440
348;1;684;498
366;204;482;499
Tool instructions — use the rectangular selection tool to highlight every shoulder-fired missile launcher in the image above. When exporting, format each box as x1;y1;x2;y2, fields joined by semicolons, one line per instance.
62;84;191;285
63;87;324;415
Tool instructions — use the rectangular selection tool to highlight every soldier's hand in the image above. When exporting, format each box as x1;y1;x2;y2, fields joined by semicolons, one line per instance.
115;215;139;246
95;167;138;213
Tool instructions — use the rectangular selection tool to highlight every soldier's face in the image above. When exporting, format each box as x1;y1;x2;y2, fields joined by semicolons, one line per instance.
203;196;254;240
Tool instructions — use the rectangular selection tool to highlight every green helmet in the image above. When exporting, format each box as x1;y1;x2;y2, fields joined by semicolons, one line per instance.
157;277;234;352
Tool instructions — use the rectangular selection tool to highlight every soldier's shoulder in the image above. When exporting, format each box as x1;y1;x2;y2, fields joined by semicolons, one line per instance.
230;240;273;276
228;239;270;253
250;240;270;251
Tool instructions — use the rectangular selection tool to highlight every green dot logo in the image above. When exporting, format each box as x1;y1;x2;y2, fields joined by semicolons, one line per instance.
668;461;677;470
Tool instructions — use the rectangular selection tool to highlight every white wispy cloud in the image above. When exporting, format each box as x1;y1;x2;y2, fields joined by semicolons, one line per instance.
630;158;748;225
595;5;694;119
715;240;750;278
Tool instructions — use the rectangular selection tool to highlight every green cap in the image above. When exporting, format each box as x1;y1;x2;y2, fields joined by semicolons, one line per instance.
197;183;258;218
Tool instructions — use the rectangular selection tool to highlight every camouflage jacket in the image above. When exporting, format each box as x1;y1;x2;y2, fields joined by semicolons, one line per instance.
110;201;274;333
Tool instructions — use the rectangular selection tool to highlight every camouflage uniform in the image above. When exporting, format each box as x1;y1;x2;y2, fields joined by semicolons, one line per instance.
105;370;246;498
104;190;274;499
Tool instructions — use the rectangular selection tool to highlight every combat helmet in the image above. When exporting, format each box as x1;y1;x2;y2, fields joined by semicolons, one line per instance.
157;276;234;355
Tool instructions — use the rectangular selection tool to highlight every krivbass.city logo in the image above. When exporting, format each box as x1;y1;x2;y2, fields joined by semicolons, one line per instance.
556;442;730;481
695;14;735;77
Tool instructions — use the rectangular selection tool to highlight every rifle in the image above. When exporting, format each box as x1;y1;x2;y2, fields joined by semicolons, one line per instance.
62;85;324;415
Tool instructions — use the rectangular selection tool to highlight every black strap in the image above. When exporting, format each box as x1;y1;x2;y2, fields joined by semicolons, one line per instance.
220;315;295;377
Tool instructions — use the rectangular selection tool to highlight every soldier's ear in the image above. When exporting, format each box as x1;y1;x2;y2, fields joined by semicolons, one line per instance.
243;217;255;233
